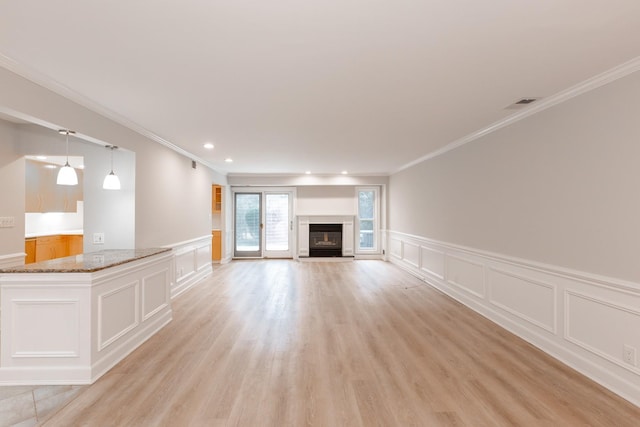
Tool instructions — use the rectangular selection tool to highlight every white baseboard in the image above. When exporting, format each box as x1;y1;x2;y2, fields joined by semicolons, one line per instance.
386;230;640;408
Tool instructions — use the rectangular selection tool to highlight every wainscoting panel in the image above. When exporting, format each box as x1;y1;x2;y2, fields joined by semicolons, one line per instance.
389;238;402;260
168;235;213;298
97;281;139;351
11;299;80;358
386;230;640;407
402;242;420;268
488;268;556;333
447;255;485;298
142;269;170;321
565;290;640;375
420;246;445;280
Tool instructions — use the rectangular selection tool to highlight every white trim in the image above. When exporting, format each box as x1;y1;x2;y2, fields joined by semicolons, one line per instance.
394;56;640;174
355;186;381;254
167;235;213;298
385;229;640;407
0;252;26;269
388;230;640;293
564;290;640;376
97;281;140;352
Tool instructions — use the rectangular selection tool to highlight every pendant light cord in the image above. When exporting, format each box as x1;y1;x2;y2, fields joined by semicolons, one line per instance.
65;131;70;166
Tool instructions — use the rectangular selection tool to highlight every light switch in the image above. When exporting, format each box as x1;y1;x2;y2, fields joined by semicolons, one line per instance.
0;217;15;228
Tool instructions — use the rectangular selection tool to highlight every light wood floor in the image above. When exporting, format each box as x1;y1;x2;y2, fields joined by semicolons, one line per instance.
42;260;640;426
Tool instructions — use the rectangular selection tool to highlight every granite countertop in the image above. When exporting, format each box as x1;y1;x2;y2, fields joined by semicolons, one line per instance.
0;248;172;273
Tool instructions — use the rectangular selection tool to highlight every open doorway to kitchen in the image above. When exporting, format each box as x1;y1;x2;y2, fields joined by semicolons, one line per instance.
211;184;223;262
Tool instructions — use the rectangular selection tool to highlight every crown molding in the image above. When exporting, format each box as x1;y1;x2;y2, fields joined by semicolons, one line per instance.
0;52;223;174
394;56;640;174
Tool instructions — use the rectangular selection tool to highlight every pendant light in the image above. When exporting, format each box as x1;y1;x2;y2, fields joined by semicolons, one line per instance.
57;130;78;186
103;145;121;190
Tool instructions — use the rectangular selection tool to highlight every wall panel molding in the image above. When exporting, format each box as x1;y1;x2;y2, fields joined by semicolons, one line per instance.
565;290;640;376
386;229;640;407
97;281;139;351
447;255;485;298
10;299;80;358
419;246;445;280
167;234;213;298
488;267;556;334
142;269;170;321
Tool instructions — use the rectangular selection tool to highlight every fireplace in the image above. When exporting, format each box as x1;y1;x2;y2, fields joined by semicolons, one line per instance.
309;224;343;257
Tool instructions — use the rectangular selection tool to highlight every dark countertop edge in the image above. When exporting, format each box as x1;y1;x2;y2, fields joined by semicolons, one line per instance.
0;248;172;274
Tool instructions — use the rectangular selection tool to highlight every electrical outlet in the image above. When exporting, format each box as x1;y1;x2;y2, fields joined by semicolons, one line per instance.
93;232;105;245
623;345;636;366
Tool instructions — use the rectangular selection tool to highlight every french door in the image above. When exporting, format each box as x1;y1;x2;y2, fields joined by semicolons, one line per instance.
233;189;294;258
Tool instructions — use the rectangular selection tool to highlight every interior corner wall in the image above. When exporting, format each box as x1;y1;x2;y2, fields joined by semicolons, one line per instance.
389;70;640;283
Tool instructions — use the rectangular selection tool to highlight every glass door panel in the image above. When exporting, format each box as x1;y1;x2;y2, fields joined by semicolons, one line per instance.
264;193;291;257
234;193;262;257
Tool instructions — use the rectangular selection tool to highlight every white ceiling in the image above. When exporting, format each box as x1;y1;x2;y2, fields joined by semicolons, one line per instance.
1;1;639;176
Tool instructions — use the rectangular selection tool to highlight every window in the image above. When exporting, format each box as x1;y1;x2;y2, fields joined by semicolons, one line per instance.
357;187;379;252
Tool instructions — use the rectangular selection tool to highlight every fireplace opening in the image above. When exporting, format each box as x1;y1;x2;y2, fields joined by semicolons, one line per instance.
309;223;342;257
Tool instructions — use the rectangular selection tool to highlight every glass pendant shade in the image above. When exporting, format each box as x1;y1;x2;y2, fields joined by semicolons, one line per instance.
103;171;121;190
57;130;78;186
103;145;121;190
57;163;79;185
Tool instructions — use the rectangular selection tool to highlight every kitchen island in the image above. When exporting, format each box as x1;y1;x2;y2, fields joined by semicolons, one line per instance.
0;248;173;385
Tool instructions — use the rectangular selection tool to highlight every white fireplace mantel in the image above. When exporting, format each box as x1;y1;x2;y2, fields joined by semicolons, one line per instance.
297;216;354;257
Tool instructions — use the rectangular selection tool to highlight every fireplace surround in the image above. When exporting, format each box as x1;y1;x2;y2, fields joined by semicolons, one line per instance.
297;216;354;258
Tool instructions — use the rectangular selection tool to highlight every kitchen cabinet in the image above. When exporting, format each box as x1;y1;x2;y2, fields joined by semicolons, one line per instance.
35;235;67;262
212;230;221;261
212;185;222;213
25;238;36;264
68;235;83;256
30;234;84;264
26;159;83;213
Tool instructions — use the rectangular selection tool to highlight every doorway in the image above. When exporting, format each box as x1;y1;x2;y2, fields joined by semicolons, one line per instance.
233;189;294;258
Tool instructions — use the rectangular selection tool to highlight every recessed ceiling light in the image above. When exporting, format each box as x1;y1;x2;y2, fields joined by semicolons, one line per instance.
203;143;214;149
224;158;233;163
305;171;311;175
341;170;348;175
36;155;47;160
44;164;57;169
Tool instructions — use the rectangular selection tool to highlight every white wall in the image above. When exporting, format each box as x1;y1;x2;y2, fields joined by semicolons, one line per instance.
0;119;24;264
0;66;227;259
389;70;640;283
297;186;356;216
387;70;640;406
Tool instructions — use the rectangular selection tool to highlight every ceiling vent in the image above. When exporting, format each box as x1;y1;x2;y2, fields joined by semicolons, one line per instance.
505;97;540;109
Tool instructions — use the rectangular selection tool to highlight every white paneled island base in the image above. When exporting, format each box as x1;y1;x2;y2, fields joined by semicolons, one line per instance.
0;248;173;385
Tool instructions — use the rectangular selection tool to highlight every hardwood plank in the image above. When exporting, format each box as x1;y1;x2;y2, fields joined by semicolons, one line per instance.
41;260;640;426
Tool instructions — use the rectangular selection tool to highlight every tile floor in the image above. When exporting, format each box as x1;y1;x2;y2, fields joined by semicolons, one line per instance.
0;385;85;427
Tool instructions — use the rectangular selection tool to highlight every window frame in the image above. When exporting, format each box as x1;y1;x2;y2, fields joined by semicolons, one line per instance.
355;186;380;254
